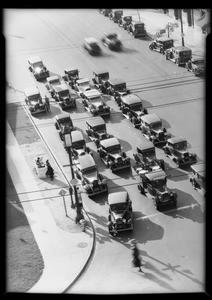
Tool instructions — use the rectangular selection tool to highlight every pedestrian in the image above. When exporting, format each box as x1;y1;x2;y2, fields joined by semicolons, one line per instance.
131;241;143;272
44;95;50;111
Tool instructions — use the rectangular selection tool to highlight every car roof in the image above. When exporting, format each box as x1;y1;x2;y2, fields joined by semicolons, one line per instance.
108;191;128;205
93;69;109;75
137;141;155;151
156;37;174;42
108;78;126;85
55;113;70;120
85;37;98;44
100;137;120;148
64;67;78;73
167;136;186;144
145;170;167;181
173;46;191;51
76;78;90;84
28;56;42;64
54;83;69;92
141;113;161;124
24;86;40;96
79;154;95;169
191;163;205;177
47;75;60;82
121;94;142;105
132;21;144;25
86;116;105;127
71;130;84;143
83;89;101;98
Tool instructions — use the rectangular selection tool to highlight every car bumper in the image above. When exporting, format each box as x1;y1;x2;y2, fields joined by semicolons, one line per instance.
34;72;48;79
111;163;131;171
114;223;133;232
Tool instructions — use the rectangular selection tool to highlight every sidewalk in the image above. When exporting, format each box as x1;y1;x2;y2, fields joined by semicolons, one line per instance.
7;121;94;293
125;8;207;58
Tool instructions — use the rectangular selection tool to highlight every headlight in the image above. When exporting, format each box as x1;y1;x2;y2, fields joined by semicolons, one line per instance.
156;133;159;138
84;184;91;191
102;179;107;185
122;218;126;223
98;180;102;185
127;218;132;223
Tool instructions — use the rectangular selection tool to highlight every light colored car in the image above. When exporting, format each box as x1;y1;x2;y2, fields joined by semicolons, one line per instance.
74;78;91;97
82;89;110;117
28;56;49;80
24;86;48;115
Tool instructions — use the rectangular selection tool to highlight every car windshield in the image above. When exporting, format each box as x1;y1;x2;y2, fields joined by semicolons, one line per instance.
72;140;85;149
111;202;127;212
90;96;102;102
68;70;78;77
107;34;117;39
28;94;40;101
150;121;162;129
152;178;166;189
174;141;187;150
82;166;97;175
129;103;142;110
79;81;89;87
162;40;173;48
93;124;106;131
33;61;43;68
58;90;69;97
59;118;72;125
193;60;204;65
124;16;132;22
50;79;60;85
98;73;109;81
140;148;155;158
106;144;121;153
179;51;191;58
113;83;126;91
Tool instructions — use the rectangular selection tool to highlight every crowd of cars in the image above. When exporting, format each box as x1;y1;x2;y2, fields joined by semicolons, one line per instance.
25;10;205;236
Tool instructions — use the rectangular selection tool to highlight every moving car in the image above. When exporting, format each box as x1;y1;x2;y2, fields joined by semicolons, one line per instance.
99;9;112;16
107;191;133;235
24;87;48;115
62;68;79;88
109;10;123;23
70;130;92;164
54;113;75;140
149;37;174;54
101;33;122;51
82;89;110;117
185;58;205;76
74;154;108;196
163;136;197;167
118;94;148;128
138;170;177;210
133;141;165;175
190;163;206;197
165;46;192;66
118;15;132;29
106;78;130;101
83;37;101;55
28;56;49;81
51;83;76;109
127;21;146;37
92;69;109;93
86;116;112;145
74;78;91;97
45;75;61;96
140;113;170;145
97;137;131;172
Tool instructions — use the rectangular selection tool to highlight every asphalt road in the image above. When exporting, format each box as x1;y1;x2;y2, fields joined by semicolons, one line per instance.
5;9;205;293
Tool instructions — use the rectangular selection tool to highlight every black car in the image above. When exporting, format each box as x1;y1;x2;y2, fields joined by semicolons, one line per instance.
83;37;101;55
62;67;79;88
28;56;49;81
106;78;130;101
82;89;110;117
86;116;112;145
149;38;174;54
101;33;122;51
54;113;75;141
92;69;109;93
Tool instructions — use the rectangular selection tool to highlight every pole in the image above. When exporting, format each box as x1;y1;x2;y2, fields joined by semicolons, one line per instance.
137;9;141;22
168;22;169;38
67;148;76;209
180;9;185;46
192;9;194;28
62;196;68;216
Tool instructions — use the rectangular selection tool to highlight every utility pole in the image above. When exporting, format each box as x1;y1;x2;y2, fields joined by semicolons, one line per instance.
137;9;141;22
167;22;170;38
180;9;185;47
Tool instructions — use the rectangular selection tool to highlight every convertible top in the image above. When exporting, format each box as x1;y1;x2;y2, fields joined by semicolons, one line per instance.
172;46;191;52
53;83;69;92
79;154;95;170
83;89;101;99
156;37;174;43
86;116;105;127
121;94;142;105
108;78;126;86
191;163;205;177
71;130;84;143
55;113;71;120
24;86;40;97
141;113;161;124
137;141;155;152
167;136;186;144
47;75;60;83
64;67;79;74
108;191;128;205
28;56;43;64
76;78;90;84
100;137;120;148
145;170;167;181
93;69;109;76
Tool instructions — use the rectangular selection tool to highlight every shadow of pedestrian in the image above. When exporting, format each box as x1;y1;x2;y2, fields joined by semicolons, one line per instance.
142;272;176;291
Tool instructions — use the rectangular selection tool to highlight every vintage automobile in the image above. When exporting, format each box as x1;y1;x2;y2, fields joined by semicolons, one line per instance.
109;10;123;23
107;191;133;235
54;113;75;140
99;9;112;16
185;58;205;76
190;163;206;197
138;170;177;210
69;130;92;164
133;141;165;175
62;68;79;88
82;89;110;117
45;75;61;96
97;137;131;172
165;46;192;66
83;37;101;55
118;94;148;128
74;78;91;97
24;87;48;115
28;56;49;81
101;33;122;51
74;154;108;196
86;116;112;145
127;21;146;37
92;69;109;93
149;37;174;54
163;136;197;167
140;113;170;145
118;15;132;29
51;83;76;109
106;78;130;101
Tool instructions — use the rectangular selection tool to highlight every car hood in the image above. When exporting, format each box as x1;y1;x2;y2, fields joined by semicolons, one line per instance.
75;148;86;156
176;150;189;155
111;211;125;220
83;171;98;184
91;101;105;108
97;131;108;139
109;152;122;160
151;129;164;135
59;95;70;101
79;85;90;92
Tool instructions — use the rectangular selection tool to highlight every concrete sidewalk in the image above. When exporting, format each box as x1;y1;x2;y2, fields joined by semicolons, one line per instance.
7;122;94;293
125;8;207;57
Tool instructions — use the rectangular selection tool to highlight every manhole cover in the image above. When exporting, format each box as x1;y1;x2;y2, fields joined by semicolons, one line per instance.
77;242;88;248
